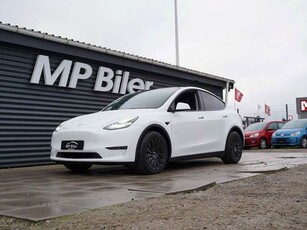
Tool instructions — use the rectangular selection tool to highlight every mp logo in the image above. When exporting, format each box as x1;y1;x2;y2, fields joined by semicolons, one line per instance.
300;100;307;112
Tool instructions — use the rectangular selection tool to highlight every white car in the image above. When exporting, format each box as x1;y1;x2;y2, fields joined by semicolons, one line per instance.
51;87;244;174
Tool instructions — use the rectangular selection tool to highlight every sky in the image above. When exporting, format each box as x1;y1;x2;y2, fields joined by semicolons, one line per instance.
1;0;306;121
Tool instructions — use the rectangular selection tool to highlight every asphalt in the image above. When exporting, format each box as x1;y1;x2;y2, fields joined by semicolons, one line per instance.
0;149;306;221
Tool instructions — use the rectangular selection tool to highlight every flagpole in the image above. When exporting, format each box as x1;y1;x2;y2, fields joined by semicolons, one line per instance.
174;0;180;66
225;81;229;105
257;104;259;116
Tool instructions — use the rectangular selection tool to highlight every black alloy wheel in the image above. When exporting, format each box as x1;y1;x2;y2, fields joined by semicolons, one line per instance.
136;131;168;174
222;131;243;164
300;137;307;148
259;138;267;149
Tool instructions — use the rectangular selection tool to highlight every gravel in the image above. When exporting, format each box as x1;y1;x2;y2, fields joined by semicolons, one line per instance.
1;164;307;230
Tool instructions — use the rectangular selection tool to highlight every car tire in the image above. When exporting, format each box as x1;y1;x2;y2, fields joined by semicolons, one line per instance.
64;163;92;172
221;131;243;164
300;137;307;148
135;131;168;174
259;138;267;149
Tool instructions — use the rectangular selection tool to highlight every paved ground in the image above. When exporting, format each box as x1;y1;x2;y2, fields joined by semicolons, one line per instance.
0;149;307;221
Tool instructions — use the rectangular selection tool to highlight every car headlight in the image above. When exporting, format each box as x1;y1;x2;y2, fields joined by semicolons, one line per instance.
290;131;300;136
104;116;138;130
272;132;276;137
250;133;259;138
55;123;64;132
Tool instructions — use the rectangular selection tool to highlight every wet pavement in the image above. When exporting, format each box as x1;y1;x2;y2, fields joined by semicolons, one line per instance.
0;149;307;221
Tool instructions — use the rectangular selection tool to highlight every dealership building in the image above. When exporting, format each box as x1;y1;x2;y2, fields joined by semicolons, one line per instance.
0;22;234;168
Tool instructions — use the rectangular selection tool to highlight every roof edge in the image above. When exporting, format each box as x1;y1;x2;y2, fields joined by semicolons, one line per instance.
0;22;235;85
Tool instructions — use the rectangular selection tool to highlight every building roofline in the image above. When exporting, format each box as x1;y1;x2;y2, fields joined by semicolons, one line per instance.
0;22;235;85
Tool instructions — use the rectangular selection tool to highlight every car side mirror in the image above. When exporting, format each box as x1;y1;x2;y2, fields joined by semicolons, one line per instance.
176;102;191;111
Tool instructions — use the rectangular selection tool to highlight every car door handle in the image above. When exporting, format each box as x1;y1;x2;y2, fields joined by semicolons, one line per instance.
223;115;228;118
198;116;204;119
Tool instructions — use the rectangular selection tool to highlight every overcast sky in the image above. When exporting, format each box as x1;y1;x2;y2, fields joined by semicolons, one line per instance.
1;0;306;120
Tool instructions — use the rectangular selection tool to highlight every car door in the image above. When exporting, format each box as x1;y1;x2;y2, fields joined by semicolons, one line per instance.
169;90;207;157
197;90;228;153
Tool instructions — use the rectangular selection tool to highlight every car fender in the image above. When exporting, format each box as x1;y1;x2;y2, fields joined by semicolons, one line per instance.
135;123;173;163
226;124;244;140
224;113;244;142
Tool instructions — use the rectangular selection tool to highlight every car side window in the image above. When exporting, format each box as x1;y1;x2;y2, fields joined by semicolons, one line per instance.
268;123;278;130
199;91;225;111
171;91;200;111
277;123;285;129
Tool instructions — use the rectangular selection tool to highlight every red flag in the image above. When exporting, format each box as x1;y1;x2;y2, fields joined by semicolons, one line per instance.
235;88;243;102
265;104;271;116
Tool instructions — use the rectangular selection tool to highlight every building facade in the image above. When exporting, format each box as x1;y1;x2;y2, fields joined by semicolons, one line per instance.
0;23;234;168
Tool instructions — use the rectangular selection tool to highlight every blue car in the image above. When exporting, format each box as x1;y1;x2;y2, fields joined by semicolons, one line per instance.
271;119;307;148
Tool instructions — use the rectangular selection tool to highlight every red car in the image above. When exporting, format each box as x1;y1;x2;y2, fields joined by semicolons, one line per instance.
244;121;285;149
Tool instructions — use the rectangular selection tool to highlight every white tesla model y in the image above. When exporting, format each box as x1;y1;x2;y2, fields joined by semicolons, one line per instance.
51;87;244;174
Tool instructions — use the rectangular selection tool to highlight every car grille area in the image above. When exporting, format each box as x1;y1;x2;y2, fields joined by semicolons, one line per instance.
56;152;102;159
276;138;290;144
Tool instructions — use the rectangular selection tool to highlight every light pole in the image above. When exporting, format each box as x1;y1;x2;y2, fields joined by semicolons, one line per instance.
174;0;180;66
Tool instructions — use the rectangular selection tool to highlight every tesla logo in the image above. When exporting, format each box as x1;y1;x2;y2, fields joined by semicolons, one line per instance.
300;100;307;112
65;141;78;150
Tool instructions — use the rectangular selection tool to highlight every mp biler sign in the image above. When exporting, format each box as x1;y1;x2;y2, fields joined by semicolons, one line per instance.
30;55;154;94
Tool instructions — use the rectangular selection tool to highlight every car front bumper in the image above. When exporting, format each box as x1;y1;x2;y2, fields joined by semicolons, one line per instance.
244;137;259;147
271;136;300;146
50;125;144;163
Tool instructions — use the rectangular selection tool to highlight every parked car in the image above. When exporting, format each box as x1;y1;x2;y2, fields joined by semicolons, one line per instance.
271;119;307;148
244;121;285;149
51;87;244;174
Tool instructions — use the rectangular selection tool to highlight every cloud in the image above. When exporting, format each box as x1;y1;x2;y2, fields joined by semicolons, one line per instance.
0;0;306;120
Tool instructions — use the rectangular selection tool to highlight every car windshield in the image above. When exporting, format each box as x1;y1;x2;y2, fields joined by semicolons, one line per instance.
245;122;267;131
102;87;179;111
282;119;307;129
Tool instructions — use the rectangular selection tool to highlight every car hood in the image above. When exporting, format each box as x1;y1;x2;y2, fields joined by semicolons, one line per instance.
61;109;153;129
274;128;302;136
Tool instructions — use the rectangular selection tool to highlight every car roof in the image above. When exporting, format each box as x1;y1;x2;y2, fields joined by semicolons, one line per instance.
149;86;218;97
